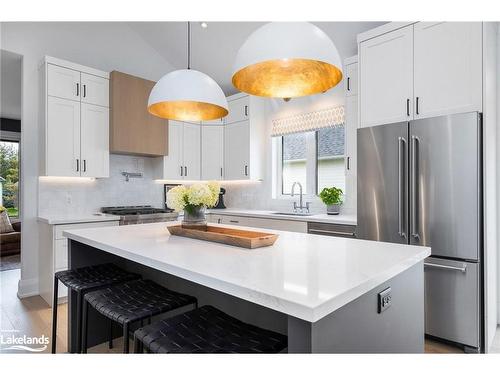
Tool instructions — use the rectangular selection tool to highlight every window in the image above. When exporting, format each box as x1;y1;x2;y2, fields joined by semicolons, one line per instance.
0;140;20;217
281;133;308;195
276;126;346;198
317;126;345;194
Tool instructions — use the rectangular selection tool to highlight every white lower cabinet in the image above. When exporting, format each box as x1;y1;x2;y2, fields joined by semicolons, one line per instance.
207;214;307;233
38;220;119;306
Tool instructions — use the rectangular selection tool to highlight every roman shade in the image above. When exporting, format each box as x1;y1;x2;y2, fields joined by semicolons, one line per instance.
271;106;345;137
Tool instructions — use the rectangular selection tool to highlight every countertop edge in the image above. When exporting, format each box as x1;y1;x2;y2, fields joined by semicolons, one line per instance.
38;215;120;225
207;209;357;225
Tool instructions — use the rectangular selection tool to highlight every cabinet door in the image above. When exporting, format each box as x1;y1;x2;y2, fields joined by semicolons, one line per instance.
225;96;249;124
47;64;81;101
81;73;109;107
359;25;414;127
344;62;358;96
414;22;482;119
224;121;250;180
46;96;81;176
201;118;225;125
162;120;183;179
80;103;109;178
182;122;201;179
201;125;224;180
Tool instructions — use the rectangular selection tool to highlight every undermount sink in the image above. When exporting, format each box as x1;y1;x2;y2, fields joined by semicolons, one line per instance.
272;211;313;217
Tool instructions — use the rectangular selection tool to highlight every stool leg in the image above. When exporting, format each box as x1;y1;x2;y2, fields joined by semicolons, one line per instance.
133;335;142;354
123;323;129;353
81;299;88;354
76;291;82;353
51;277;59;354
109;320;113;349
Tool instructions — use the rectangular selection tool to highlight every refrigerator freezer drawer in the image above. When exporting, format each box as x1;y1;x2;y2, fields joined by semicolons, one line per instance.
424;258;480;348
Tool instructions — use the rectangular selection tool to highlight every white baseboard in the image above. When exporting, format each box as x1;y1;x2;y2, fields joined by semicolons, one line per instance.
17;277;39;299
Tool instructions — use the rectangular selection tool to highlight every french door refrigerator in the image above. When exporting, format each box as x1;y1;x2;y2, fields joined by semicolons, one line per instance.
357;112;482;352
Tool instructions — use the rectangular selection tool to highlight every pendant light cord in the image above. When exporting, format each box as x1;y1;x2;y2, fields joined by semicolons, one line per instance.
187;21;191;70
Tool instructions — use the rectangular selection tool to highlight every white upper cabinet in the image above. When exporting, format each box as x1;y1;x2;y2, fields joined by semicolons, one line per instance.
46;96;81;177
47;64;80;101
201;118;225;125
201;125;224;180
413;22;482;118
225;96;249;124
155;121;201;180
160;120;184;180
224;120;250;180
359;25;414;127
80;104;110;178
182;122;201;180
41;57;110;178
81;73;109;107
344;61;358;96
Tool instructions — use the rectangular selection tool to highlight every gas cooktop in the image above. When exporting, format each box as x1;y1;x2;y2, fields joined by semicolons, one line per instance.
101;205;174;215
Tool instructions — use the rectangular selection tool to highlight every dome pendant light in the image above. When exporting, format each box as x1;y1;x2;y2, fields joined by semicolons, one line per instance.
232;22;343;99
148;22;228;121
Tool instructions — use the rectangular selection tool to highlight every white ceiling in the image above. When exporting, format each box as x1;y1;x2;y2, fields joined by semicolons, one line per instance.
127;22;387;95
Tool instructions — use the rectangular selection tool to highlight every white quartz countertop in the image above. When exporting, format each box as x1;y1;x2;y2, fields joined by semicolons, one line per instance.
38;213;120;225
207;209;357;225
63;222;429;322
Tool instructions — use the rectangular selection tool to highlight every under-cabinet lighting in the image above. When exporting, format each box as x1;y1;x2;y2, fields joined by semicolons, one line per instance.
39;176;96;184
154;180;262;185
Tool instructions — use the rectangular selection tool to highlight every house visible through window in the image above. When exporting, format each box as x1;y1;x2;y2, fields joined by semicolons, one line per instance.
0;140;20;217
317;125;345;194
277;125;346;197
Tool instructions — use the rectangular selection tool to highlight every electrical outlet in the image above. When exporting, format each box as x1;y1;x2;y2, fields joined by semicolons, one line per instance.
378;287;392;313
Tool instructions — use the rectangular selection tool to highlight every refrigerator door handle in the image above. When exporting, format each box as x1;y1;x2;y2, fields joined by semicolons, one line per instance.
411;135;420;240
424;262;467;273
398;136;407;238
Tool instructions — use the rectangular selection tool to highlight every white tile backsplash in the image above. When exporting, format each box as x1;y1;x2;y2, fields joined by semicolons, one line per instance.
38;154;164;216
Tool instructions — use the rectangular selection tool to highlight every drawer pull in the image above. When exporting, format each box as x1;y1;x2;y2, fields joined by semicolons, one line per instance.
424;262;466;273
308;228;355;237
229;220;239;223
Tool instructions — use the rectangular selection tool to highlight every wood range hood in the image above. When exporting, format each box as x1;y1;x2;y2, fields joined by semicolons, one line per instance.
109;71;168;157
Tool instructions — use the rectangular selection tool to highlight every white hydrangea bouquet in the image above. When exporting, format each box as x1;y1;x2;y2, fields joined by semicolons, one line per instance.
167;181;220;228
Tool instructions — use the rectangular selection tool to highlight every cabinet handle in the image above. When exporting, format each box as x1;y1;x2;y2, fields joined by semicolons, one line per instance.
76;83;79;97
416;97;420;115
347;77;350;91
308;228;356;237
406;98;410;117
220;167;223;177
346;156;350;171
229;220;239;223
244;105;248;117
184;166;187;176
83;159;87;172
180;166;183;177
244;165;248;176
83;84;86;98
76;159;79;172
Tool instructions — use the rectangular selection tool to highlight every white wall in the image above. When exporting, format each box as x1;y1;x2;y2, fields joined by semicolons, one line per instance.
38;155;164;217
0;22;176;297
0;50;22;119
223;84;352;215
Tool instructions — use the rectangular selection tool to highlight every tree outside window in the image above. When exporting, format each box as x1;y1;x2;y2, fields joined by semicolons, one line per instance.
0;140;20;217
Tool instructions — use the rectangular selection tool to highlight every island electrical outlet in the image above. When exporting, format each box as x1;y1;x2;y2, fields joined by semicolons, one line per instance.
378;287;392;313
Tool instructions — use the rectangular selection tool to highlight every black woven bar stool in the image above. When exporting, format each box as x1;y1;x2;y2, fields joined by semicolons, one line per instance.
51;263;140;354
133;305;288;353
82;279;198;353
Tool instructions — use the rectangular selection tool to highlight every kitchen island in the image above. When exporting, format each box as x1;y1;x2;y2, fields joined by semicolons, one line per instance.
63;222;430;353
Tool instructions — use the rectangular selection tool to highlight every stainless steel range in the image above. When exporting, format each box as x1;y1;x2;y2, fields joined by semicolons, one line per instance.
101;205;178;225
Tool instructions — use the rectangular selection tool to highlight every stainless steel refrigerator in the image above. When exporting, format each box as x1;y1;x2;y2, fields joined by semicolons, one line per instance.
357;112;482;352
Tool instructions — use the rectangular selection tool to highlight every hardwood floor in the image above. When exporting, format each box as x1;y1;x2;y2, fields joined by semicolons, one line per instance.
1;268;499;354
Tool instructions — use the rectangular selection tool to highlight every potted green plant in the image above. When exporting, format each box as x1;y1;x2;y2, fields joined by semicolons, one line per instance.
319;187;343;215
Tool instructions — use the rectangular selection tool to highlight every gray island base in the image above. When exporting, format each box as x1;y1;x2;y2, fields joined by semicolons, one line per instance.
65;223;427;353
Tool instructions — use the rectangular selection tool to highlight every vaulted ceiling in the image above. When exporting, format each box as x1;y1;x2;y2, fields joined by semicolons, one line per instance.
127;22;387;95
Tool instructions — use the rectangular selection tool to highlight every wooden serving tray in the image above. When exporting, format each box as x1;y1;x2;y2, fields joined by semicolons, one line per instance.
167;225;278;249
